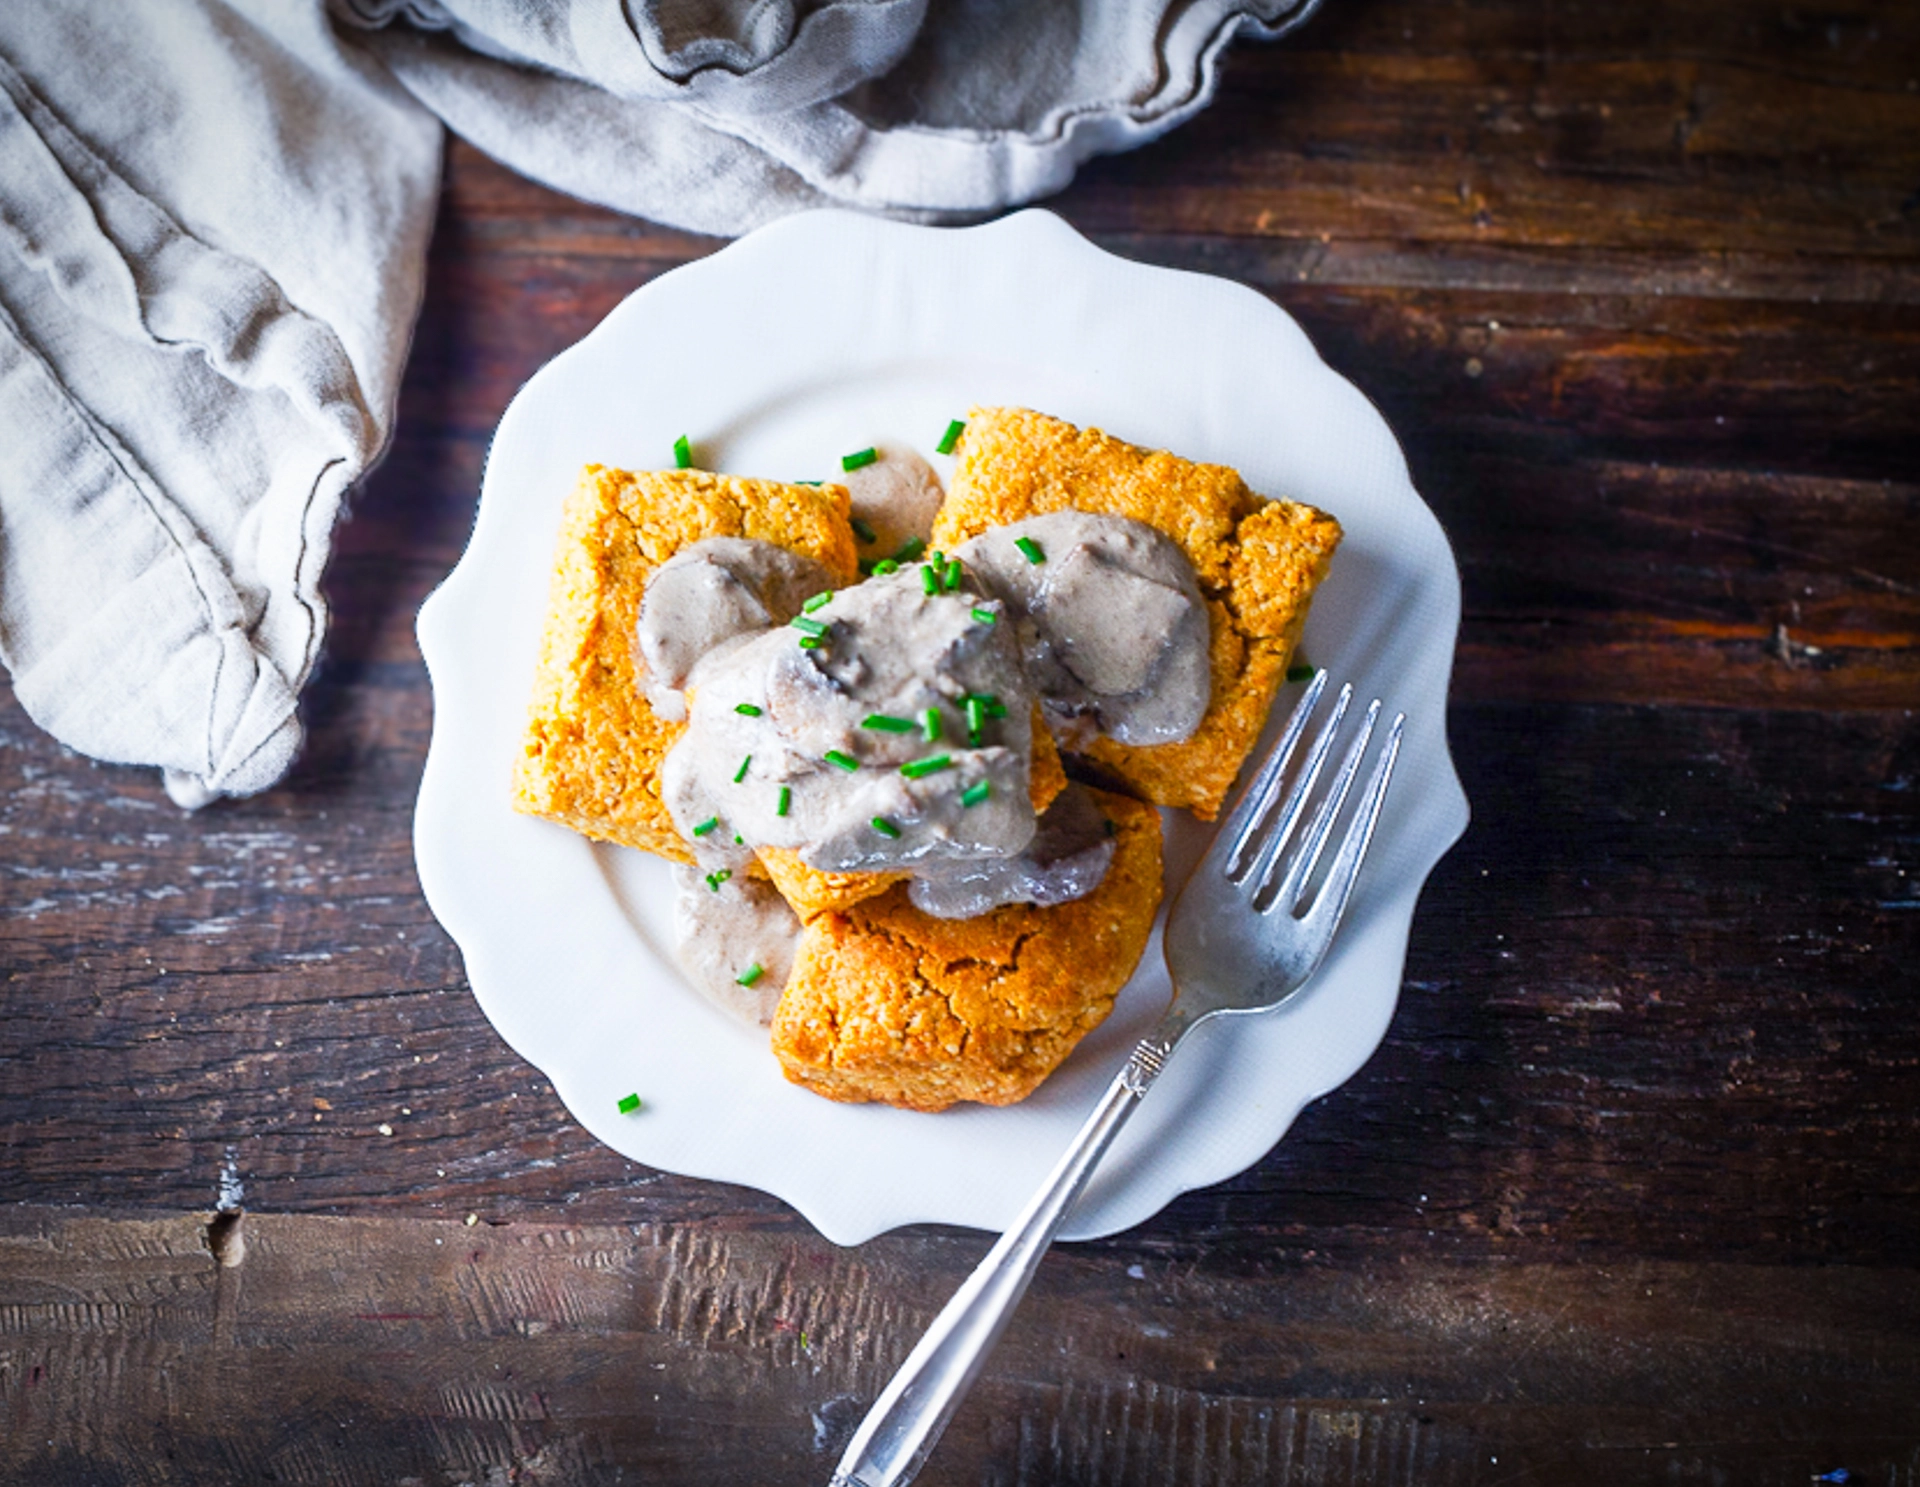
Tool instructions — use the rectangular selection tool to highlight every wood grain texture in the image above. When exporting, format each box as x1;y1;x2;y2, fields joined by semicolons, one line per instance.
2;1207;1915;1487
3;0;1919;1479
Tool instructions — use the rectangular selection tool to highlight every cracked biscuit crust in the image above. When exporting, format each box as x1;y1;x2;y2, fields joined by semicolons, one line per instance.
769;791;1162;1111
511;465;858;858
930;406;1342;819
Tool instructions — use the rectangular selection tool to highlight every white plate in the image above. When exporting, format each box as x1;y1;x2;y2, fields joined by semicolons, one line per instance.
414;209;1468;1247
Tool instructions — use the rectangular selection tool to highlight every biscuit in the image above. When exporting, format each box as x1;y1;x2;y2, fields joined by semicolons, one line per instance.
512;465;859;857
931;407;1341;819
769;790;1162;1111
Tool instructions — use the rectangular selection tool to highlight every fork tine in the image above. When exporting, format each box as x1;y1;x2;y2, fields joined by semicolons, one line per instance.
1255;697;1380;915
1223;669;1327;879
1234;682;1353;892
1295;710;1405;946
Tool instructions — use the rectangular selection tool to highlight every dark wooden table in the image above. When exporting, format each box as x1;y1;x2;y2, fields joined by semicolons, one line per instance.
4;3;1917;1483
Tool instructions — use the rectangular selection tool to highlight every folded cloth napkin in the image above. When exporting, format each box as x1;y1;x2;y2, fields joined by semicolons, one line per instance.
0;0;1316;805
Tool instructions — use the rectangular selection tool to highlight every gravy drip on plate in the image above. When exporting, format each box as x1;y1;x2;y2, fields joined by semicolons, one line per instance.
844;446;943;560
670;864;799;1025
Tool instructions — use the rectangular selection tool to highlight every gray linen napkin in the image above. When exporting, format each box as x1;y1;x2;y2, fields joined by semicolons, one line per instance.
0;0;1315;805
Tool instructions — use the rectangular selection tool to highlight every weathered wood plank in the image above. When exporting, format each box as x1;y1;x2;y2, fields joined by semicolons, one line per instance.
0;1208;1914;1487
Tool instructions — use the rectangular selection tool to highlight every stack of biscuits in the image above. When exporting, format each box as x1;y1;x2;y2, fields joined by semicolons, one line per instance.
512;407;1341;1111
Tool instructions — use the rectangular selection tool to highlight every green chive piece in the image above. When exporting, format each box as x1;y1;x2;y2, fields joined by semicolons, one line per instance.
705;869;731;892
824;750;859;772
798;636;824;650
983;696;1008;718
921;708;942;743
692;816;719;837
850;517;878;545
842;447;878;472
862;714;915;733
1287;662;1317;683
873;559;899;575
893;537;926;564
796;479;823;486
734;834;744;844
1014;535;1045;565
804;591;834;614
870;817;901;839
936;419;965;455
961;780;991;808
734;703;763;717
901;754;953;780
673;435;692;469
790;615;829;637
733;756;752;783
930;551;945;567
972;606;996;625
776;786;791;817
921;563;940;596
736;962;764;988
942;559;962;591
965;696;988;737
617;1093;642;1114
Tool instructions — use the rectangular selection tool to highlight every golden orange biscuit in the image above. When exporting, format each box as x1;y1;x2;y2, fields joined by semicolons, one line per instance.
931;407;1341;819
512;465;858;857
769;791;1162;1111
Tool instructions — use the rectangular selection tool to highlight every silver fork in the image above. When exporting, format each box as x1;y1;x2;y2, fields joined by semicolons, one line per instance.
829;672;1406;1487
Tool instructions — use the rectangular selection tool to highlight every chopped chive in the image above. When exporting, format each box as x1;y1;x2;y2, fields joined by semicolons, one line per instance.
705;869;732;892
734;833;744;844
870;816;901;839
734;703;763;717
873;559;899;576
901;754;953;780
796;479;823;486
892;537;926;564
1014;535;1045;565
617;1092;643;1114
965;696;988;738
735;962;764;988
983;696;1008;718
673;434;692;469
862;714;915;733
972;606;996;625
921;563;940;596
776;786;791;816
692;816;719;837
798;636;824;649
1286;662;1317;683
961;780;991;808
942;559;962;591
930;551;945;567
803;590;834;613
790;615;829;637
936;418;965;455
733;755;752;783
850;517;878;545
842;447;878;472
824;750;859;772
921;708;942;743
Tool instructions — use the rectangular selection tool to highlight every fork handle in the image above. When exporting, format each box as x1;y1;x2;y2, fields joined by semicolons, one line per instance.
829;1032;1179;1487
